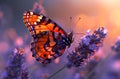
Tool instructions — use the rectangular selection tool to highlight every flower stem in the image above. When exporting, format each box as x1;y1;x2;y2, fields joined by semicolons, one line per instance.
46;65;66;79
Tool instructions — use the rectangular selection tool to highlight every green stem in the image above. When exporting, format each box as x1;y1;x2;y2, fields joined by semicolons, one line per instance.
46;65;66;79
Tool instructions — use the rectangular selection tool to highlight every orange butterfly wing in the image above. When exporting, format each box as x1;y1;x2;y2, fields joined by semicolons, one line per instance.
23;11;72;64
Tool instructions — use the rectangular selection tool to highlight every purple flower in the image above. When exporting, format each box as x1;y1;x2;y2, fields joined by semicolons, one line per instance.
67;27;107;67
111;37;120;53
1;48;30;79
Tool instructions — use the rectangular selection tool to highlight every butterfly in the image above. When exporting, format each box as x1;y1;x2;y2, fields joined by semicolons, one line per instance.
23;11;73;64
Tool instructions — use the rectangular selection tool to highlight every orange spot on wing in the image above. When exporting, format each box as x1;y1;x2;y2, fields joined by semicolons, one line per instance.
54;27;59;32
46;23;54;30
59;30;64;34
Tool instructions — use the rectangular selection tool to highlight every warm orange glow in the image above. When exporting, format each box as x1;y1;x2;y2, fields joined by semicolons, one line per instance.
64;0;120;54
110;9;120;28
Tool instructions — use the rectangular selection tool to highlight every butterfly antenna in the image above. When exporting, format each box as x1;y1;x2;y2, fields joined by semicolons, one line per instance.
75;17;81;26
69;17;85;36
74;17;85;35
69;16;72;32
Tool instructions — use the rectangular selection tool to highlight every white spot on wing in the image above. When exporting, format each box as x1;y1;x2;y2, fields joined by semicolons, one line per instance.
37;19;40;22
27;15;29;18
34;22;37;25
28;22;30;25
23;13;26;15
27;13;29;15
30;11;33;15
30;26;33;30
38;15;43;19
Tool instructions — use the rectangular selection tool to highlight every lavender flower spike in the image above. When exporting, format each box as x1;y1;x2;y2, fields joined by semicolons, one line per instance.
67;27;107;67
2;48;30;79
111;36;120;53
